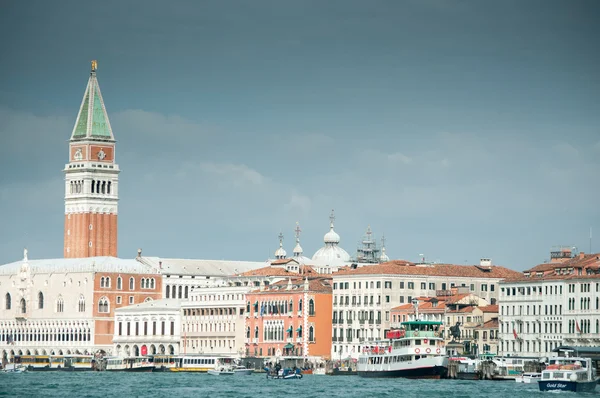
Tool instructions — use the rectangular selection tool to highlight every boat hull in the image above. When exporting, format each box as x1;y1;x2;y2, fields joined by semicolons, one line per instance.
539;380;597;392
358;365;447;379
106;366;154;372
234;369;253;375
267;373;303;380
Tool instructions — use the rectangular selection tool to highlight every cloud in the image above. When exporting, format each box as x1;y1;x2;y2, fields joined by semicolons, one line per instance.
284;192;312;215
387;152;412;164
197;162;267;186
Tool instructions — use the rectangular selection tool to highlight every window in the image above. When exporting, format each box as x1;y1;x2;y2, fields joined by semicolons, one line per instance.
408;282;414;289
376;281;381;288
118;322;122;336
117;296;122;304
117;276;122;290
308;299;315;315
98;297;109;313
78;295;85;312
429;283;435;290
129;277;135;290
399;282;404;289
470;284;475;291
5;293;11;310
481;284;488;291
20;298;26;314
128;296;134;304
309;326;315;341
170;322;175;336
38;292;44;309
150;278;155;289
421;282;426;289
56;296;64;312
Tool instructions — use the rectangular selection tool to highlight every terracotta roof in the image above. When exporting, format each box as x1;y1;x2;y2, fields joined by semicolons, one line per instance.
478;304;499;313
270;258;300;265
503;253;600;282
240;264;319;277
478;318;499;329
248;277;332;294
335;260;520;279
448;305;474;313
443;293;471;304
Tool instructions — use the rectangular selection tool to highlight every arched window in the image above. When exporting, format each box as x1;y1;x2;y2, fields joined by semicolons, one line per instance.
78;295;85;312
309;326;314;341
106;277;111;288
56;296;64;313
5;293;11;310
98;297;109;313
150;278;155;289
254;326;259;338
309;299;315;316
117;276;122;290
171;285;176;299
141;278;146;288
289;300;293;312
129;277;134;290
100;277;105;288
298;299;303;312
20;298;26;314
184;286;189;299
166;285;170;299
38;292;44;309
178;286;182;299
246;327;250;338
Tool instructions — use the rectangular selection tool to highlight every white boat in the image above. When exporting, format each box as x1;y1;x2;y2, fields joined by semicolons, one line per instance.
1;364;27;373
357;318;448;378
515;372;541;383
105;356;154;372
232;365;253;375
538;354;598;392
207;367;235;376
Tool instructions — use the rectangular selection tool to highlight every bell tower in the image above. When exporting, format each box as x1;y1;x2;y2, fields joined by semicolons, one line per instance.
64;60;120;258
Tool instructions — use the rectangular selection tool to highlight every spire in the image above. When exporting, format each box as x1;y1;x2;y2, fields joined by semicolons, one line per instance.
70;60;115;141
274;231;287;259
379;235;390;262
293;222;303;257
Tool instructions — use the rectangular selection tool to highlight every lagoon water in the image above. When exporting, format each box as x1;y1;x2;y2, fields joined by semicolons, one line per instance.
0;373;596;397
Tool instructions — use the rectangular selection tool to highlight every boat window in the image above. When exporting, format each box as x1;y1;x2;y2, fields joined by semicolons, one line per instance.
414;340;421;345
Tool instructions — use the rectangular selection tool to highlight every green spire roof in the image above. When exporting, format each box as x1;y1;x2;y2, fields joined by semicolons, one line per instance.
71;61;114;141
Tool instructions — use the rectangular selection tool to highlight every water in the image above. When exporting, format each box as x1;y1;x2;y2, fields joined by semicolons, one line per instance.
0;373;596;397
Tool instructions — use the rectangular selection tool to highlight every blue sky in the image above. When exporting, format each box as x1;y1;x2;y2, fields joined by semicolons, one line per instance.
0;0;598;270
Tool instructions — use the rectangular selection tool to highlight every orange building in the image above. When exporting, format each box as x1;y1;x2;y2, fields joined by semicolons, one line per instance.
92;272;163;346
245;277;332;360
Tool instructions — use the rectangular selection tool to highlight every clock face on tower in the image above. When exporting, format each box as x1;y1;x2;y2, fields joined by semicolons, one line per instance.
97;149;106;160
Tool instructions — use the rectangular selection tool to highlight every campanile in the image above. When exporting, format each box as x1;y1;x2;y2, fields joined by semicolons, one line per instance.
64;60;120;258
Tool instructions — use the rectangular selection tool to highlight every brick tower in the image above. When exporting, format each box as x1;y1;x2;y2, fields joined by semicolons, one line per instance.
64;60;120;258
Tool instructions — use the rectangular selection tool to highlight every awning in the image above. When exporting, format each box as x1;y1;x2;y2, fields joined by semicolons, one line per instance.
254;301;258;306
284;343;294;349
286;326;293;333
296;327;302;332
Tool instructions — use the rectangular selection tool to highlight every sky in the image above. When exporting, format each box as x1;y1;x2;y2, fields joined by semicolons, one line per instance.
0;0;599;270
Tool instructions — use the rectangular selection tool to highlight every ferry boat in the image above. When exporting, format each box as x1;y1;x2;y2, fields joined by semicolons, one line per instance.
146;355;177;372
169;355;230;372
490;356;543;380
105;356;154;372
357;317;448;378
60;355;95;371
538;355;598;392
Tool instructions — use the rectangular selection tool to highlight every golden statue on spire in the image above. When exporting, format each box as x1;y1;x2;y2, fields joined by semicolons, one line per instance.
91;60;98;72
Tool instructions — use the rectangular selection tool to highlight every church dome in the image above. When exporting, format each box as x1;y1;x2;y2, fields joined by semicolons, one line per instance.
324;226;340;244
311;209;351;267
379;247;390;262
275;246;287;259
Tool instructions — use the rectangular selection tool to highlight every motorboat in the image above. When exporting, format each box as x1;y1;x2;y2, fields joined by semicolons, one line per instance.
515;372;541;383
232;365;253;375
207;367;234;376
1;364;27;373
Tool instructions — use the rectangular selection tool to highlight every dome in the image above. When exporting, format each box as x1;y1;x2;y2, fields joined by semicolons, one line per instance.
312;245;351;266
324;225;340;244
379;247;390;262
275;246;287;259
293;242;304;256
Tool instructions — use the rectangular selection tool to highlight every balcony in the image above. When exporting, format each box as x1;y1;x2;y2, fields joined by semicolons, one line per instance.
376;320;381;325
332;319;339;324
252;338;258;344
368;320;374;325
244;338;250;344
296;337;302;344
287;338;293;343
332;337;337;342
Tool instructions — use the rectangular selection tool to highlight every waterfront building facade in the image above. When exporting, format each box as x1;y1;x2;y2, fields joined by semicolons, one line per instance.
113;299;181;356
0;252;162;362
498;249;600;358
330;259;520;359
245;277;333;360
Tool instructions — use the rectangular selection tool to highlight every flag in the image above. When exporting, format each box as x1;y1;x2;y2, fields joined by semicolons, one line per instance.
576;320;581;333
513;328;518;339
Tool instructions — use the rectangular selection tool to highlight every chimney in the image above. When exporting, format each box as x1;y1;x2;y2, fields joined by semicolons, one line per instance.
137;248;142;258
159;261;162;270
579;252;585;259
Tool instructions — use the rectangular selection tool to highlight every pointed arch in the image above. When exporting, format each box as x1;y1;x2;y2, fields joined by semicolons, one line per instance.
78;295;86;312
20;298;26;314
117;276;122;290
38;292;44;309
308;299;315;315
129;277;134;290
56;295;64;313
98;296;109;313
150;278;155;289
5;293;11;310
309;326;315;341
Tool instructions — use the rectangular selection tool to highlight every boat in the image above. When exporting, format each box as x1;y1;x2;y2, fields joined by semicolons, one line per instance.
59;355;95;371
538;354;598;392
265;367;303;379
1;363;27;373
232;365;253;375
356;304;448;379
104;356;154;372
207;367;235;376
448;357;480;380
147;355;177;372
13;355;53;371
490;356;543;380
169;355;223;372
515;372;541;383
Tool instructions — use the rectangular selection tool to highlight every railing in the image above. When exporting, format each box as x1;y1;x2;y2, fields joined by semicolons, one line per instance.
405;331;437;338
332;319;339;324
252;338;258;344
296;337;302;343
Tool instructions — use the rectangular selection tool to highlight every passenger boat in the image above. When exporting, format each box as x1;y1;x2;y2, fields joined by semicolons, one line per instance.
515;372;541;383
146;355;177;372
207;367;235;376
357;317;448;378
265;367;303;379
105;356;154;372
448;357;479;380
13;355;53;371
538;355;598;392
490;356;542;380
232;365;253;375
59;355;95;371
169;355;220;372
1;363;27;373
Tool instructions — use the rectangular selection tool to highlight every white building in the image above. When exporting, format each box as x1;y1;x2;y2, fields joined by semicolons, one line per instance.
498;250;600;358
330;259;520;359
113;299;181;356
